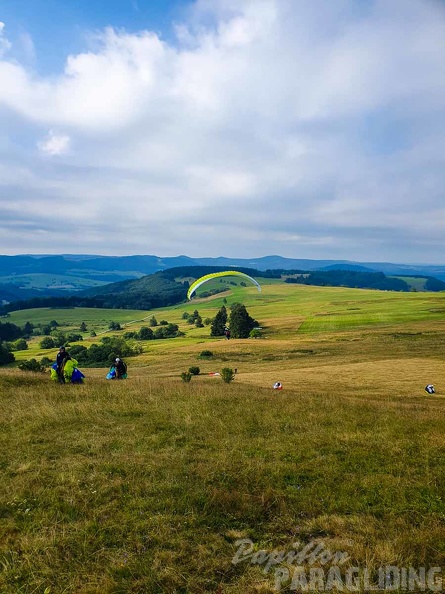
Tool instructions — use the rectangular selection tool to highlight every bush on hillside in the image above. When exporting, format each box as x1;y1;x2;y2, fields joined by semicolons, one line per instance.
9;338;28;351
221;368;235;384
18;358;46;373
40;336;56;349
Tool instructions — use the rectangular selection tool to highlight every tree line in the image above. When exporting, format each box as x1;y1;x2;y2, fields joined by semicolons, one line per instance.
284;270;411;291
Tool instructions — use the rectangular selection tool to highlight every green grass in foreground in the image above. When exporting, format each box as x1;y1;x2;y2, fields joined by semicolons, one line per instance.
1;373;445;593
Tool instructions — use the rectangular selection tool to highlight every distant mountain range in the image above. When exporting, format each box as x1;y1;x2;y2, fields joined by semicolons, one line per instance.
1;254;445;303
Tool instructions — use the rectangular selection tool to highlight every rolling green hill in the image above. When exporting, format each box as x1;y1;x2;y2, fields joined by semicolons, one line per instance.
5;265;444;317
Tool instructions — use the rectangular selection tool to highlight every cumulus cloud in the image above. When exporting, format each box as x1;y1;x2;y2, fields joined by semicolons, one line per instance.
0;0;445;260
37;130;71;156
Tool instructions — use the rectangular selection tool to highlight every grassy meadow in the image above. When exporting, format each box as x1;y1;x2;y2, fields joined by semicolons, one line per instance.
1;282;445;593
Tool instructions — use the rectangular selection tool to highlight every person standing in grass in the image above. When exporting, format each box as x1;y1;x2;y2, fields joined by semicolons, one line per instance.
56;346;69;384
115;357;128;379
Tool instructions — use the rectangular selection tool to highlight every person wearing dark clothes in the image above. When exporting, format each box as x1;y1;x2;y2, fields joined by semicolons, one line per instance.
56;346;69;384
115;357;127;379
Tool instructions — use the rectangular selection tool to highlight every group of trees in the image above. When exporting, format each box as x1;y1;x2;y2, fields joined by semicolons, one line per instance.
182;310;208;328
123;323;183;341
0;320;27;341
0;319;34;365
284;270;410;291
39;332;83;349
68;337;142;367
210;304;259;339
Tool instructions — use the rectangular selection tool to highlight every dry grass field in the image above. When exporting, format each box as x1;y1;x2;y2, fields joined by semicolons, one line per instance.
1;283;445;593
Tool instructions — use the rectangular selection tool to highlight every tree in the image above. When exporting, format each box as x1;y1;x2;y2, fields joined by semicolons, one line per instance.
210;305;227;337
109;321;121;331
0;342;15;366
23;321;34;337
40;336;56;349
80;322;87;332
11;338;28;351
229;303;258;338
149;316;158;327
138;326;154;340
0;321;23;341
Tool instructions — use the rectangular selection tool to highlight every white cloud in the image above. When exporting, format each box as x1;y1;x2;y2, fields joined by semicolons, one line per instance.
1;0;445;261
37;130;71;156
0;22;12;57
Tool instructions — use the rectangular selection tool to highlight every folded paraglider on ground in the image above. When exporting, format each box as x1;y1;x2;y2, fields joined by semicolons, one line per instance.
50;358;85;384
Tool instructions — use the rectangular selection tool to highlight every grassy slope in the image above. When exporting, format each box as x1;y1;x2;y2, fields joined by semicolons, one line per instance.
1;283;445;593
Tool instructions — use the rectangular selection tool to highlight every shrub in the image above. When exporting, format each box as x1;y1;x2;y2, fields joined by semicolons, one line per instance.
18;358;46;373
51;331;67;346
159;320;168;326
40;336;56;349
149;316;158;327
11;338;28;351
189;366;200;375
138;327;154;340
221;367;235;383
40;356;53;367
249;329;262;339
124;331;137;339
109;321;121;331
181;371;192;383
69;345;89;363
199;350;213;358
66;333;83;342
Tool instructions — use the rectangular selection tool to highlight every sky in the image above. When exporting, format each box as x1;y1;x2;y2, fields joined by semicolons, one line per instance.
1;0;445;263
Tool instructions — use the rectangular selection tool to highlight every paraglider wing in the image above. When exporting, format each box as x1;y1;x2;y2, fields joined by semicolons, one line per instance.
187;271;262;300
